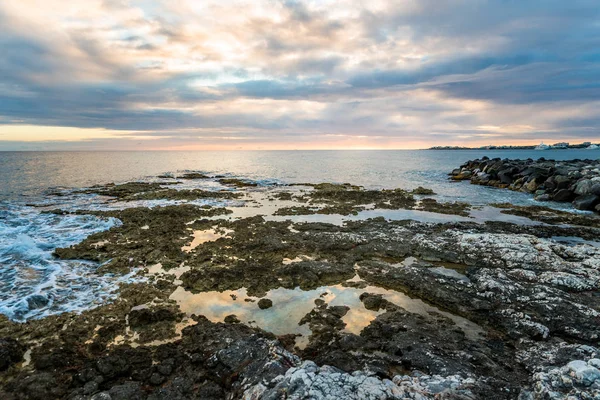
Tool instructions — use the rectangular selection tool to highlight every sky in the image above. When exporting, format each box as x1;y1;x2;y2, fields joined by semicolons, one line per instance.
0;0;599;150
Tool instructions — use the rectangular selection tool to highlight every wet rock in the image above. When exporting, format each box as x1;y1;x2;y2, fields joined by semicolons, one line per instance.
411;187;436;195
359;292;387;311
450;158;600;213
0;338;25;370
179;172;209;179
128;307;180;328
5;178;600;400
553;188;575;202
224;315;240;324
218;178;258;187
573;194;599;210
27;294;49;310
490;203;600;228
257;298;273;309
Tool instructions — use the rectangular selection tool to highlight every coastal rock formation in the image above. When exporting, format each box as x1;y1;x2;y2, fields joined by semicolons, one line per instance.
243;361;478;399
2;177;600;399
450;157;600;212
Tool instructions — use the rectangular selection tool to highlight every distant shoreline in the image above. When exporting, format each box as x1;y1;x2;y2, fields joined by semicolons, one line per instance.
429;143;599;150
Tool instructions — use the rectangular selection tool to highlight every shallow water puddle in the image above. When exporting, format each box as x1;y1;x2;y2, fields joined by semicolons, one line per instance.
170;279;484;348
148;263;191;285
181;226;233;252
429;266;471;282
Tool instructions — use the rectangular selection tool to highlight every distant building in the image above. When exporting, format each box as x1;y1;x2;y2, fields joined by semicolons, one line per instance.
551;142;569;149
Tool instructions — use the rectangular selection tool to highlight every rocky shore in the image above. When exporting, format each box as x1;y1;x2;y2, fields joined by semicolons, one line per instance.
1;176;599;399
450;157;600;212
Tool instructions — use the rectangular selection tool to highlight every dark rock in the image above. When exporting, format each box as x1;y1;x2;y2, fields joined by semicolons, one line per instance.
27;294;49;310
257;298;273;309
108;382;145;400
554;175;572;190
0;338;25;371
224;315;240;324
553;189;576;202
359;293;386;311
573;195;600;211
498;169;514;184
129;307;179;328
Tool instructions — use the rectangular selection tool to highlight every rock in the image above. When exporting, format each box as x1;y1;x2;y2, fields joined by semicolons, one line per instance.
577;367;600;386
359;293;386;311
179;172;209;179
554;175;572;190
224;315;240;324
128;307;179;328
243;361;478;400
535;194;551;202
573;195;599;211
553;189;575;202
522;354;600;399
27;294;49;310
0;338;25;371
498;169;514;184
544;176;557;190
411;187;436;195
522;179;539;193
257;298;273;309
108;382;144;400
574;179;594;195
91;393;112;400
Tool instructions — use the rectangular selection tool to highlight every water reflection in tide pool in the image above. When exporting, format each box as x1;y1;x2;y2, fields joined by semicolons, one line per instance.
170;281;484;348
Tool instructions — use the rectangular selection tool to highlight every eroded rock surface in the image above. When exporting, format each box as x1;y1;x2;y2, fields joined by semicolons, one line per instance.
1;176;599;399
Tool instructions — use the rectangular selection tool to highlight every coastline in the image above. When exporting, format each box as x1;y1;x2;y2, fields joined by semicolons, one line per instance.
0;163;599;399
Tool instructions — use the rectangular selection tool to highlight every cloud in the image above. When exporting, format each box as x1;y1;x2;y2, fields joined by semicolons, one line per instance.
1;0;599;149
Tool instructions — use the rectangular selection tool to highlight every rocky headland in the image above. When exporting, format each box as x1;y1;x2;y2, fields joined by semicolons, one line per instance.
0;176;599;399
450;157;600;212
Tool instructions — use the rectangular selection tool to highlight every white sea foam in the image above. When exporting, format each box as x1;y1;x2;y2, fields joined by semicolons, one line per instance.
0;204;140;321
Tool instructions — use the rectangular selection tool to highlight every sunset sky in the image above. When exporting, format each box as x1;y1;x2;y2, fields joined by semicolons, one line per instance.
1;0;599;150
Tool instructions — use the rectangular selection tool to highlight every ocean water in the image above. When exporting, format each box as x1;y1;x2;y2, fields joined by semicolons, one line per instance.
0;149;598;321
1;149;599;202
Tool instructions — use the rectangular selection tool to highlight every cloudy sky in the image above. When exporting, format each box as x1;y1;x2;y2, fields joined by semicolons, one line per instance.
1;0;599;150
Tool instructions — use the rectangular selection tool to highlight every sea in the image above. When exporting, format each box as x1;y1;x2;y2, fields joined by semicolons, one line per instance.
1;149;598;321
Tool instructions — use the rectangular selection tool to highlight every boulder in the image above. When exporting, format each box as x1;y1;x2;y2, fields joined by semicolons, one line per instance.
498;169;514;184
522;179;539;193
573;195;600;211
554;175;572;190
553;189;575;202
574;179;594;195
27;294;49;310
544;176;556;191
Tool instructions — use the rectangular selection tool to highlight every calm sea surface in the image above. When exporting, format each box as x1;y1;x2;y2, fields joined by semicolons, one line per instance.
1;149;599;203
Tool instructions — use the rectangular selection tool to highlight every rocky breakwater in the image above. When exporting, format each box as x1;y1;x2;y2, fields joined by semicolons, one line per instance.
450;157;600;212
